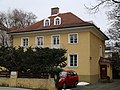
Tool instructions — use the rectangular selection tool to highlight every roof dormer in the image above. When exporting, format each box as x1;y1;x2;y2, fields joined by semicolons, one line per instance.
44;18;50;26
54;16;61;25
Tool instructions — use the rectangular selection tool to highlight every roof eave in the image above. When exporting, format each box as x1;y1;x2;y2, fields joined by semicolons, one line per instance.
8;24;109;41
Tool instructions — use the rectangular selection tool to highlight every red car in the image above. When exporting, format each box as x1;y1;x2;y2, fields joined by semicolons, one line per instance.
59;70;79;89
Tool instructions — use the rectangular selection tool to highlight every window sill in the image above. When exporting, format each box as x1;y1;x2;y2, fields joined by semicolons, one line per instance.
20;45;28;48
68;66;78;68
36;45;44;48
68;43;78;45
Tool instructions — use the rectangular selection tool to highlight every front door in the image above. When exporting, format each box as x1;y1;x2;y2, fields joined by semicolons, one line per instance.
100;65;107;79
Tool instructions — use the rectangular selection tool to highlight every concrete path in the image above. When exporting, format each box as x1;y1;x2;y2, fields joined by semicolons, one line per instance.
0;87;31;90
72;79;120;90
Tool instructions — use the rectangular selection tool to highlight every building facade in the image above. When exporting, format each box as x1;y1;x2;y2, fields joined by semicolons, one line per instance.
9;7;112;82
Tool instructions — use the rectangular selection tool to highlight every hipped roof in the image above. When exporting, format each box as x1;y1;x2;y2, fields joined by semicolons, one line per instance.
9;12;108;40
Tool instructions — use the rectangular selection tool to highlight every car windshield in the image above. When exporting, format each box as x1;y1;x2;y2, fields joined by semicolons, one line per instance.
59;71;67;77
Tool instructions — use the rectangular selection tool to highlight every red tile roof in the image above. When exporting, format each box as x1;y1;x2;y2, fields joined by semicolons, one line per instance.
9;12;108;40
9;12;92;33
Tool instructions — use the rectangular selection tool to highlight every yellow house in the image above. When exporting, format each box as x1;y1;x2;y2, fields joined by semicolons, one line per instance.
9;7;112;82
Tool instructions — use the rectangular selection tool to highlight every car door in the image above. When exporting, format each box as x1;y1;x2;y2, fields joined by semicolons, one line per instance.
66;72;71;85
70;72;75;85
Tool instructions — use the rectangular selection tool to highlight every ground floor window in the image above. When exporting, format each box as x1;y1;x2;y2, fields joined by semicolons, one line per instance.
68;54;78;67
21;37;29;47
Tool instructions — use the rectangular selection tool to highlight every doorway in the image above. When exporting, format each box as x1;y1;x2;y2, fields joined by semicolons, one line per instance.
100;65;107;79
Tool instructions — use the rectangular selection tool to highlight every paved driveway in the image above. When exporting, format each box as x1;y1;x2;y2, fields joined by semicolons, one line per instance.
0;87;31;90
72;79;120;90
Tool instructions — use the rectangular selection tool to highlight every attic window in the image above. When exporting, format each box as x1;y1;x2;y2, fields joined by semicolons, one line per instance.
44;18;50;26
54;16;61;25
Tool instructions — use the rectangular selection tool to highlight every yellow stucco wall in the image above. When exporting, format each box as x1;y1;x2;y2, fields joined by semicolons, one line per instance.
89;32;105;82
0;77;50;89
0;77;10;86
17;78;49;89
89;31;112;82
12;30;91;76
12;28;110;82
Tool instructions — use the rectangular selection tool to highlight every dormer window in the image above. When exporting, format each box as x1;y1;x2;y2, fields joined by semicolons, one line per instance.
54;16;61;25
44;18;50;26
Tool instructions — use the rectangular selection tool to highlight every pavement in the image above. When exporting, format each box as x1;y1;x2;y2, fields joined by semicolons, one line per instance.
72;79;120;90
0;87;31;90
1;80;120;90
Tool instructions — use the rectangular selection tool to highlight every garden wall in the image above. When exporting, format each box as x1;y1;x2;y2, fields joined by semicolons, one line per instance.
0;72;56;90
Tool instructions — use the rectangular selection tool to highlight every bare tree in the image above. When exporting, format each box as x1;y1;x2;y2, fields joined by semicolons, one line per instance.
85;0;120;14
107;4;120;41
85;0;120;42
0;9;37;30
0;9;37;46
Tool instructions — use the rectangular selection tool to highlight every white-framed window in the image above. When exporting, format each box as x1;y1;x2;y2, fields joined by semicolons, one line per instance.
44;18;50;26
51;35;60;48
36;36;44;47
54;16;61;25
21;37;29;47
68;33;78;44
68;53;78;67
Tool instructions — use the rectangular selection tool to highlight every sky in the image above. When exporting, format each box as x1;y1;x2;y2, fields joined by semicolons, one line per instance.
0;0;108;33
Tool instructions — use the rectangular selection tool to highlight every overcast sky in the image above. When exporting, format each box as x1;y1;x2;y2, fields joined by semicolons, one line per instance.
0;0;108;32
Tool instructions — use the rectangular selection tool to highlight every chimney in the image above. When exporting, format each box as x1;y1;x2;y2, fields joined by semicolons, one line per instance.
51;7;59;15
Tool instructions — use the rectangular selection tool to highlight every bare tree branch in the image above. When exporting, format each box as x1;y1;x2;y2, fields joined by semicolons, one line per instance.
85;0;119;14
85;0;106;13
112;0;120;3
0;9;37;46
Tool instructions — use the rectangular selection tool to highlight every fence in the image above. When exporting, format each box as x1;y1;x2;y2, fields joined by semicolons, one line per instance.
0;71;10;77
18;72;49;79
0;71;56;90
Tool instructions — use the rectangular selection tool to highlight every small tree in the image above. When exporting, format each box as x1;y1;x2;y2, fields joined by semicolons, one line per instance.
22;47;67;74
0;46;67;73
0;46;67;89
112;52;120;78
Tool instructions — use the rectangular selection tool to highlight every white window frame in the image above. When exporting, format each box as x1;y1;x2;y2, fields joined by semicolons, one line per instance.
36;36;44;48
68;53;78;67
51;35;60;48
54;16;61;25
68;33;78;44
44;18;50;26
21;37;29;47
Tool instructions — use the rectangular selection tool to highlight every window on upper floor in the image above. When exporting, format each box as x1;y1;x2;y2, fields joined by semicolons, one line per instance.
21;37;29;47
44;18;50;26
68;33;78;44
54;16;61;25
51;35;60;48
36;36;44;47
68;54;78;67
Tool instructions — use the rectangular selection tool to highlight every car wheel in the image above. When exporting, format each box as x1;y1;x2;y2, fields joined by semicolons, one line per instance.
74;81;78;87
62;82;66;89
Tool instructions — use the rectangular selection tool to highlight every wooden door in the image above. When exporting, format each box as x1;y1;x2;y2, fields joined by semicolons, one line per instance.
100;65;107;79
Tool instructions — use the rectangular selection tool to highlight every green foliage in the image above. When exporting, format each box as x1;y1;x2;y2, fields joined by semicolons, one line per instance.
0;46;67;74
112;52;120;70
111;52;120;78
